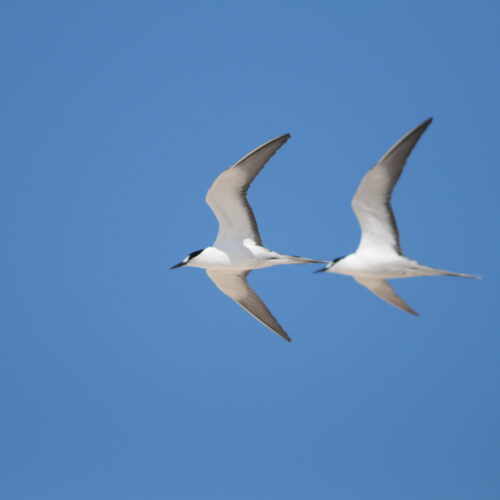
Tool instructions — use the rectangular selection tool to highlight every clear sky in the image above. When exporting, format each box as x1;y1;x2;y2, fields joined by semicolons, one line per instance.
1;1;498;499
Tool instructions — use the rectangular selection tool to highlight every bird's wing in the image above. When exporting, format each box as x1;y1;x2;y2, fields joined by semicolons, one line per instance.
354;276;418;315
206;270;291;341
206;134;290;246
351;118;432;255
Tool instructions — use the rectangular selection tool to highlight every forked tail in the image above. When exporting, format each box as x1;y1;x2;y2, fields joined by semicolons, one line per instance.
285;255;328;265
416;265;480;279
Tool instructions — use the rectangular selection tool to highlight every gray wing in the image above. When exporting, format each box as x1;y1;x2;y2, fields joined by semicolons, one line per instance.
206;270;291;341
354;276;418;315
351;118;432;255
206;134;290;246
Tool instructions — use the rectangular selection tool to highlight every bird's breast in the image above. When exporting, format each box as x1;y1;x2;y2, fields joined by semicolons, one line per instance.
329;253;412;278
197;244;266;270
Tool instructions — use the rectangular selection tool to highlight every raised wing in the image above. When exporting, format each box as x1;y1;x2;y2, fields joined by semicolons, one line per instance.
354;276;418;315
206;134;290;246
352;118;432;255
206;270;291;341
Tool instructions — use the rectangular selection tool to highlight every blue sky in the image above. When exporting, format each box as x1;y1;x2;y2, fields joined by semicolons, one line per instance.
1;1;498;499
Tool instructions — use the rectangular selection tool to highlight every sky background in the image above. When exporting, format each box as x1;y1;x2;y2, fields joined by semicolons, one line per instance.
1;1;498;499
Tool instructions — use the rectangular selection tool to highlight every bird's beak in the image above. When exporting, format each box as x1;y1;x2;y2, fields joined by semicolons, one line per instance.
170;261;186;270
314;264;330;273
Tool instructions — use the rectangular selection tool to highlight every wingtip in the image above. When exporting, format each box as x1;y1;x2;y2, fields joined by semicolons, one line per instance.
261;133;291;151
277;330;292;342
278;329;292;342
422;117;433;129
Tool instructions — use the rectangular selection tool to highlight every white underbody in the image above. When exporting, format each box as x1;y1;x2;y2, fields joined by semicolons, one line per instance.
186;239;305;271
326;252;431;279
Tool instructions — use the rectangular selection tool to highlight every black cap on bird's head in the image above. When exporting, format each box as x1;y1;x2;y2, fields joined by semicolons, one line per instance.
170;249;204;269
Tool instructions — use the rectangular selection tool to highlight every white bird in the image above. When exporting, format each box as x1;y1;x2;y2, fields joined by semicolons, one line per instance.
171;134;325;341
317;118;478;315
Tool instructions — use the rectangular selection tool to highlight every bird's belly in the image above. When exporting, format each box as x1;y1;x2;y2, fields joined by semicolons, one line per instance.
333;256;414;278
354;268;413;279
200;244;267;270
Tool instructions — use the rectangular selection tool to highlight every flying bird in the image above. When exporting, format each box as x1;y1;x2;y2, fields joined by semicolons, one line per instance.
317;118;478;315
171;134;325;341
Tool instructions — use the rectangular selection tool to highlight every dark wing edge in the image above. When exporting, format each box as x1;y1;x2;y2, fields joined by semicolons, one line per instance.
352;118;433;255
206;270;292;341
354;276;418;315
232;134;292;245
376;117;432;169
206;134;291;246
232;133;291;183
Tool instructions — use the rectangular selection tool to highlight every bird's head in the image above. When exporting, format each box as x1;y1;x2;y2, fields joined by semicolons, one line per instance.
170;249;205;269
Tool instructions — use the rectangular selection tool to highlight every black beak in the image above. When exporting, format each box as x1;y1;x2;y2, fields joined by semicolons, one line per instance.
314;265;329;273
170;261;186;270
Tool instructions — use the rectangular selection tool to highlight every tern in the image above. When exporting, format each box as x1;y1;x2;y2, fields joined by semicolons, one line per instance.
317;118;478;315
171;134;325;341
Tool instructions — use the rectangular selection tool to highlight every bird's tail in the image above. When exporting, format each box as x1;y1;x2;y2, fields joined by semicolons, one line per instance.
414;265;480;279
284;255;328;265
